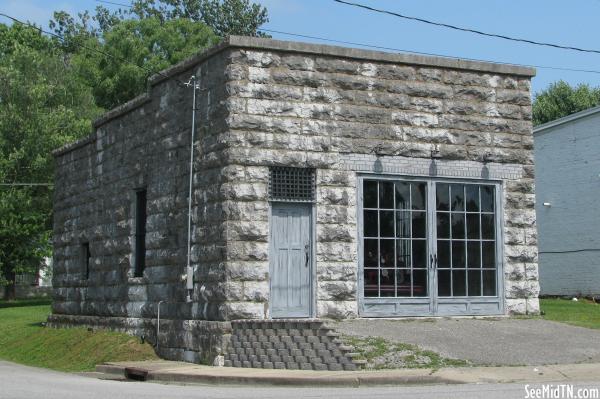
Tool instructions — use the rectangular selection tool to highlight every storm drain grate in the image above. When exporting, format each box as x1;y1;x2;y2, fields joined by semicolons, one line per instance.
124;367;148;381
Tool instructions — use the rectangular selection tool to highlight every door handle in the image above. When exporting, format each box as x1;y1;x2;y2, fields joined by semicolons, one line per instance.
430;253;438;269
304;244;309;268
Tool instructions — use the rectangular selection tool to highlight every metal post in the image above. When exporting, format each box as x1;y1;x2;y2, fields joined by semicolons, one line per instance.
156;300;165;350
185;76;199;303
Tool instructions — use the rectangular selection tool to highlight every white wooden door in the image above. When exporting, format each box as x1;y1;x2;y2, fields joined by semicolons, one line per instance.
270;203;312;318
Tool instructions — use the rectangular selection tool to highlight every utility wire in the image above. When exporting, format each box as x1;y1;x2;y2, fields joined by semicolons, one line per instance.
0;13;186;87
260;28;600;76
539;248;600;254
91;0;600;75
93;0;132;7
332;0;600;55
8;2;600;77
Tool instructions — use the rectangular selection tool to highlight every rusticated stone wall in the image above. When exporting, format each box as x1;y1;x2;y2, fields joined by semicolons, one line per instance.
218;39;539;318
51;36;539;364
51;43;238;361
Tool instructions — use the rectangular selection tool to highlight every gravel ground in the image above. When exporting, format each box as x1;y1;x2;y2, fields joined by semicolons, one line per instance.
336;318;600;366
342;335;468;369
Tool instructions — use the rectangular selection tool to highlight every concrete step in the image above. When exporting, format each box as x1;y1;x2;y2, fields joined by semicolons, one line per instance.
224;320;367;371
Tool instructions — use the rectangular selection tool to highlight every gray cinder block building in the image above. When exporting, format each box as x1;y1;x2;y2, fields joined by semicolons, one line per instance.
534;106;600;297
49;36;540;366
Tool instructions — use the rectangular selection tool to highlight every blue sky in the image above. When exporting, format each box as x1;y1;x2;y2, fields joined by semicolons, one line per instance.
3;0;600;95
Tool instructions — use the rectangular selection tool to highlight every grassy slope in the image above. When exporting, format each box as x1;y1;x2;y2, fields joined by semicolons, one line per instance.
0;299;158;372
540;298;600;329
1;297;596;372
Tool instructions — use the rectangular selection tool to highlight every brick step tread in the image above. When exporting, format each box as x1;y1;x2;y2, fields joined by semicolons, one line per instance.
233;341;345;351
234;329;339;338
228;321;356;371
224;361;355;371
226;353;349;365
231;347;349;357
232;335;336;342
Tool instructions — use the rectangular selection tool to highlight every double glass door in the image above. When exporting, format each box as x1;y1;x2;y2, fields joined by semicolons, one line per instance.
359;177;503;317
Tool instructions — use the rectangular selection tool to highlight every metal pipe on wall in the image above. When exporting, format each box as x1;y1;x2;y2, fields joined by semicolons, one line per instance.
156;300;165;350
185;75;199;304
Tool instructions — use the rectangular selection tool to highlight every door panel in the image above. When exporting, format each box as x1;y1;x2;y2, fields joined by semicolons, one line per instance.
270;203;312;318
359;177;502;317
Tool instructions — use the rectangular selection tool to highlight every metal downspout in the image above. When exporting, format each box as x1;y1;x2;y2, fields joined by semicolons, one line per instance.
184;75;207;318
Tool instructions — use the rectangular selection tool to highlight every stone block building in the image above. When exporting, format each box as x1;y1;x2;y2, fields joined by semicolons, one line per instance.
49;36;540;366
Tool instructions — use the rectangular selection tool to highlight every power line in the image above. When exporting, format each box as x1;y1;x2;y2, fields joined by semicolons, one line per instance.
332;0;600;55
259;28;600;76
7;4;600;78
94;0;600;75
539;248;600;254
93;0;132;7
0;13;186;87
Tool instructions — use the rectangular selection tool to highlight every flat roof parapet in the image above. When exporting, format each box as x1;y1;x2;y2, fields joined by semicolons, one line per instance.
52;35;536;158
225;36;536;77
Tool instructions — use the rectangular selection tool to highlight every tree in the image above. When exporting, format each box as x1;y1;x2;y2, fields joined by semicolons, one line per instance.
0;23;101;299
0;0;268;296
49;0;268;108
533;80;600;126
71;17;219;109
50;0;269;45
129;0;270;37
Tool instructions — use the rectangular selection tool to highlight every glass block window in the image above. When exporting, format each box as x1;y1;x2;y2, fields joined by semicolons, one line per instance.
269;167;315;202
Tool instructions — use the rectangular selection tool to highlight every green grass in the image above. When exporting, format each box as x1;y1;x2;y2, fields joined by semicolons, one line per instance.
343;335;469;370
540;298;600;329
0;299;158;372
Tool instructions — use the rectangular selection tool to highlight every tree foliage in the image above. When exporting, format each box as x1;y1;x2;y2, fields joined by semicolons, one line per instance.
49;0;267;109
533;80;600;126
50;0;269;45
0;23;101;297
71;17;219;109
129;0;270;37
1;0;270;297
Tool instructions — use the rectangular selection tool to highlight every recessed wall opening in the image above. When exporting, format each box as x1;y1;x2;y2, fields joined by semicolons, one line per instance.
134;189;147;278
81;242;90;280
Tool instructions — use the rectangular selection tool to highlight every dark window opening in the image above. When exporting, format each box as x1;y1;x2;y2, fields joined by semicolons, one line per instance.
269;167;315;202
82;242;91;280
134;189;147;277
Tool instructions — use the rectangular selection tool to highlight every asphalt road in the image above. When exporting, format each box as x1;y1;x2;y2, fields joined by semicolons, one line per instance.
1;361;599;399
336;318;600;365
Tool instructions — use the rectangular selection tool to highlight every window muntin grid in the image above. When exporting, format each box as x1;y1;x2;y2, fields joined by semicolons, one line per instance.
268;167;315;202
363;179;429;298
436;183;497;297
362;179;499;300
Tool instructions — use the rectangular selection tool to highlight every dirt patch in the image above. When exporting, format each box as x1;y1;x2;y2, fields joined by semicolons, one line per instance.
343;335;469;370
